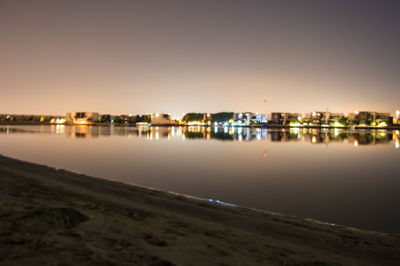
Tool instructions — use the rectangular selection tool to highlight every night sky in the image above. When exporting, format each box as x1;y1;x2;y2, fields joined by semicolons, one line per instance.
1;0;399;116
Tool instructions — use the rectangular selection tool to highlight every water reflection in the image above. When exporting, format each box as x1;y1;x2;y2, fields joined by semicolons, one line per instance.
1;125;398;149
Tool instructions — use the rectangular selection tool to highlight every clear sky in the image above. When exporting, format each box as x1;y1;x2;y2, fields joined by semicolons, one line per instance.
1;0;399;116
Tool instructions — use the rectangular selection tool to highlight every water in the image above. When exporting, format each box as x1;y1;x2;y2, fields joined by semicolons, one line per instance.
1;125;399;233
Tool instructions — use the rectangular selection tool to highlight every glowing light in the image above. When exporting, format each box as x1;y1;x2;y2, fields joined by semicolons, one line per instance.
289;122;301;127
378;121;388;127
396;138;399;149
187;121;204;126
333;121;344;128
312;136;317;143
354;110;359;114
354;140;358;147
136;122;149;127
155;113;160;118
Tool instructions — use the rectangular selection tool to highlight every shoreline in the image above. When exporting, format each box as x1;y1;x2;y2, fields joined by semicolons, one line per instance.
1;155;400;265
1;121;400;130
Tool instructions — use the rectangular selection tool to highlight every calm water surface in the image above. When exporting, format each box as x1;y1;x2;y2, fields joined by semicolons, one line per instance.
1;125;399;233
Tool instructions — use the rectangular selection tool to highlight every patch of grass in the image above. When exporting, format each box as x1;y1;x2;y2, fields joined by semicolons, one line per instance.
39;208;89;229
143;234;169;247
6;232;28;245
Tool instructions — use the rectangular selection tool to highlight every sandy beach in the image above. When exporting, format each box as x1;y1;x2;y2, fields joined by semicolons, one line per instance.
0;155;399;266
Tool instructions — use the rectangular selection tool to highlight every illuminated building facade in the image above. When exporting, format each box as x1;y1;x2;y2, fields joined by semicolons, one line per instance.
66;112;99;124
149;113;171;125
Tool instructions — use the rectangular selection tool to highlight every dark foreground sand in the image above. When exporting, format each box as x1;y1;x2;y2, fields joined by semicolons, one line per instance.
1;155;399;266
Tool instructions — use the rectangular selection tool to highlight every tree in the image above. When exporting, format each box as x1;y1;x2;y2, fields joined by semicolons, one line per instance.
211;112;234;122
182;113;204;122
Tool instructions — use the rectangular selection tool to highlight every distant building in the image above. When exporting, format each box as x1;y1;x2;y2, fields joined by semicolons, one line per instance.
66;112;99;124
348;111;391;125
252;113;267;123
270;112;300;125
98;114;112;123
375;112;391;122
347;112;359;123
324;112;345;125
233;112;266;124
233;112;254;124
113;114;137;124
203;113;212;122
149;113;171;125
311;111;327;124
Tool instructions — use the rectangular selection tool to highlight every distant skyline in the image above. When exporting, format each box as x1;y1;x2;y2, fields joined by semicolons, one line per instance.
1;0;399;116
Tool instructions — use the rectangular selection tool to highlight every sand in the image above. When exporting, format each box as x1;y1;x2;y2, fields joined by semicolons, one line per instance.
0;155;399;266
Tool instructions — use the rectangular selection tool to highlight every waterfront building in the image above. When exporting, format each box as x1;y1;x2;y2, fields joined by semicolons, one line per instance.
311;111;327;124
98;114;112;123
0;114;58;123
113;114;137;124
149;113;171;125
347;112;360;123
252;113;267;123
233;112;266;125
203;113;212;123
324;113;346;126
270;112;301;125
348;111;391;125
66;112;99;124
233;112;253;124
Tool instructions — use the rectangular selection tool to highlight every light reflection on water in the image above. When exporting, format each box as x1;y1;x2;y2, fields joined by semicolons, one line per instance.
1;125;399;149
0;125;399;233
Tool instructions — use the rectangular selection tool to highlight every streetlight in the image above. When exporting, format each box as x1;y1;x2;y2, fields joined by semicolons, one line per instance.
263;97;268;123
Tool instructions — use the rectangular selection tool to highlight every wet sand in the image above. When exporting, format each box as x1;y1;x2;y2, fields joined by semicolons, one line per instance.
0;155;399;266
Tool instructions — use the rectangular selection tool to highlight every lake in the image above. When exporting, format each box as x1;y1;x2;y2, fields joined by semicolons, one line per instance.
1;125;399;233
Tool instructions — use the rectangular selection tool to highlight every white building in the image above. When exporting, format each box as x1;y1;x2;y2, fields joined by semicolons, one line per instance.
149;113;171;125
66;112;99;124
